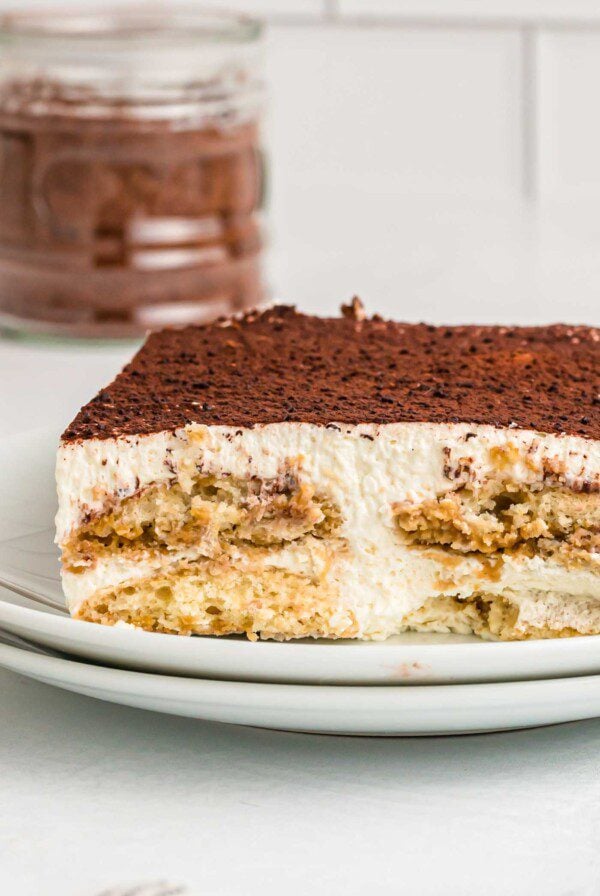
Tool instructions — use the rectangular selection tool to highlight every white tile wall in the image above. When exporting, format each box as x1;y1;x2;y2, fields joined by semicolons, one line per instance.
538;32;600;198
338;1;600;24
266;25;522;198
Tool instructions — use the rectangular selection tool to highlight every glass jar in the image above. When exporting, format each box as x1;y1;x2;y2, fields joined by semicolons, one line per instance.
0;7;266;337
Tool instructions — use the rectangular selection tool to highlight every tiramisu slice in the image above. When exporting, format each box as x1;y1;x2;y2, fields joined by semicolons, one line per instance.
56;303;600;641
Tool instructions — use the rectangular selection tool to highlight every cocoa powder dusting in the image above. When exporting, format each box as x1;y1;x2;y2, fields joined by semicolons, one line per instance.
62;306;600;441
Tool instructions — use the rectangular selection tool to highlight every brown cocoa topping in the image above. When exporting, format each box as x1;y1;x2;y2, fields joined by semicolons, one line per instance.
62;306;600;442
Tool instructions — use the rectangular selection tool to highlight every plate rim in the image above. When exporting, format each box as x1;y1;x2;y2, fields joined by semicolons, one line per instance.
3;633;600;734
4;636;600;698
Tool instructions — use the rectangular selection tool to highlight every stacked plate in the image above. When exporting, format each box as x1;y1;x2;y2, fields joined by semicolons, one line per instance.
2;428;600;736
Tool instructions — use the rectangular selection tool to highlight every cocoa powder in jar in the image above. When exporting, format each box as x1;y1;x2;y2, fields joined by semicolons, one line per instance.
0;2;264;336
0;78;265;336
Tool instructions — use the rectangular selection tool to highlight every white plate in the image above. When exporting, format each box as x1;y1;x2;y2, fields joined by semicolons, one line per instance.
6;594;600;685
3;428;600;686
2;638;600;735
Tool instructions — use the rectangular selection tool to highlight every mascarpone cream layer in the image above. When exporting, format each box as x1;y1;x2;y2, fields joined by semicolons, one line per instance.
56;423;600;630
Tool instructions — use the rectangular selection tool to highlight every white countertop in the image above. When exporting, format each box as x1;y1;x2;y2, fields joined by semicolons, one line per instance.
2;195;600;896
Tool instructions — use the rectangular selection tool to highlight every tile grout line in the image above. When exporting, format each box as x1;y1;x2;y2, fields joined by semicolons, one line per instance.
521;25;539;201
323;0;340;21
261;13;600;32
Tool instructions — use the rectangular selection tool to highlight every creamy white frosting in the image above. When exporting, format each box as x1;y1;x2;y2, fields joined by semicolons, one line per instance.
56;422;600;633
